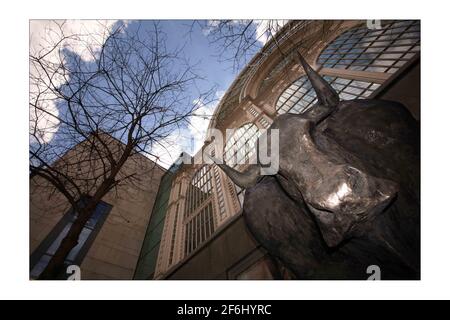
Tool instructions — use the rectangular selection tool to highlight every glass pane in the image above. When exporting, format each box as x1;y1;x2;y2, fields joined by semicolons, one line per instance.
277;75;376;115
317;20;420;74
66;227;92;262
46;222;73;255
30;254;51;278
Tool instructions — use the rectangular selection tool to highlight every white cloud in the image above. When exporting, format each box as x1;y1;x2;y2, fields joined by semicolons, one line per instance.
148;90;225;169
30;20;121;62
147;130;185;169
203;20;288;46
201;20;221;36
253;20;289;45
189;91;224;152
29;20;122;144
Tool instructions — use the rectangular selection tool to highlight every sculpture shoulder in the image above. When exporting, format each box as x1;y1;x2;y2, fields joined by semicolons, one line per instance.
270;113;312;131
335;99;417;124
322;99;418;135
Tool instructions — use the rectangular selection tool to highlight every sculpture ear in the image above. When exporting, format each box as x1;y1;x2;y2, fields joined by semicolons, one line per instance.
305;171;398;248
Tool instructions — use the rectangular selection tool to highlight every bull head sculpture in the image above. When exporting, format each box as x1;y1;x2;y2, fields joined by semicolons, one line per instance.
210;52;420;279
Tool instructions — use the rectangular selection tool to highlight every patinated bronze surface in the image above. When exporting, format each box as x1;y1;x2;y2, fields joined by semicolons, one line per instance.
211;53;420;279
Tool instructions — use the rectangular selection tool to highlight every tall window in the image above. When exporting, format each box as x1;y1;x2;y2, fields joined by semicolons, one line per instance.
212;165;227;219
30;198;112;279
223;123;261;207
184;166;215;256
185;166;213;218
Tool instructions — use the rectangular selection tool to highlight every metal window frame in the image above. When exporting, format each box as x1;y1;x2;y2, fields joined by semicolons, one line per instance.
318;20;420;74
183;166;217;257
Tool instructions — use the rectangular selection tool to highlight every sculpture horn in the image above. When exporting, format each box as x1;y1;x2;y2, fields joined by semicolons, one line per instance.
207;155;261;189
297;51;339;107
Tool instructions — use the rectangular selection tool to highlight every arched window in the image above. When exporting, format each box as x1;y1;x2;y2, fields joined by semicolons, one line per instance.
184;166;215;256
224;123;260;168
318;20;420;74
276;20;420;115
276;75;380;114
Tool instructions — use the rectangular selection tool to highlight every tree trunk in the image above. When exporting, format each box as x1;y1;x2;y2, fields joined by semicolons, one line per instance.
37;151;128;280
38;202;96;280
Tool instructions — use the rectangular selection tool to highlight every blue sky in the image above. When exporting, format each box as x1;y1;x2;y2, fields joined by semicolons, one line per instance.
155;20;238;94
130;20;244;167
30;20;266;168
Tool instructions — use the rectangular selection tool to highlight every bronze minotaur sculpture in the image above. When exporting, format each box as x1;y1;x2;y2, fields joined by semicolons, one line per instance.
210;53;420;279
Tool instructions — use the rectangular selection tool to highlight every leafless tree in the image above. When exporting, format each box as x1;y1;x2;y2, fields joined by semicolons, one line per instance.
196;20;342;71
29;20;214;279
193;20;287;71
